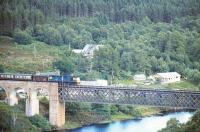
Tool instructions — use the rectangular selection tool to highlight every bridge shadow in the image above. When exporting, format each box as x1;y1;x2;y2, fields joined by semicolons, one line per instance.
0;87;6;101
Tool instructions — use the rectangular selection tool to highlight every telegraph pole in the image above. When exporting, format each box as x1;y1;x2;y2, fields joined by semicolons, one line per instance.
33;44;37;59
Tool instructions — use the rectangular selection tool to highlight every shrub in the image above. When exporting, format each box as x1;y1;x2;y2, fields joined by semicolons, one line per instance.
110;105;118;115
14;30;32;45
29;114;51;131
35;25;63;45
0;102;36;132
0;64;4;72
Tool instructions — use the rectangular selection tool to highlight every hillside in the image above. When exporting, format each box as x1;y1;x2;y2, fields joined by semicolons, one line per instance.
0;36;67;73
0;0;200;84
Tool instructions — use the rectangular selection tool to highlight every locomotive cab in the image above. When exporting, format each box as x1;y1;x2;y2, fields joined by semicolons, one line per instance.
72;77;80;85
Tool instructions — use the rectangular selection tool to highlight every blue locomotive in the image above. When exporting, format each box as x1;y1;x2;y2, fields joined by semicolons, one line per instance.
48;74;80;85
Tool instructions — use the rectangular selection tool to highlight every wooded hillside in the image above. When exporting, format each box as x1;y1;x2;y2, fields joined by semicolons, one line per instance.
0;0;200;86
1;0;200;35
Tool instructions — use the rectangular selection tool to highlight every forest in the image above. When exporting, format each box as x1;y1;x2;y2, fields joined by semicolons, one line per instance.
0;0;200;86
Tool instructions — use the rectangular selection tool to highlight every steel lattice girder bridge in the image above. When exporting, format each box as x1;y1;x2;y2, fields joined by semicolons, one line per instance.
58;84;200;109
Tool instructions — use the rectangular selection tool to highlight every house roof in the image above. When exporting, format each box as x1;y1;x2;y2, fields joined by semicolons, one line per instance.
72;49;82;54
35;70;60;76
157;72;181;78
82;44;104;54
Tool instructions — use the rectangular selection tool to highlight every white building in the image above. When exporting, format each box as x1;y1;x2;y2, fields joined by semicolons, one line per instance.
80;79;108;86
36;70;60;76
133;74;146;81
72;44;104;58
72;49;82;54
156;72;181;84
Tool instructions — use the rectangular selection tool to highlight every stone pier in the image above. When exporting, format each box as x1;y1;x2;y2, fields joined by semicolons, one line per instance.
26;90;39;116
49;83;65;127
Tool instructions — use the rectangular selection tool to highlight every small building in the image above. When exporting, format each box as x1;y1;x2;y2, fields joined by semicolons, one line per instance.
80;79;108;86
156;72;181;84
72;44;104;58
35;70;60;76
133;74;146;81
72;49;82;54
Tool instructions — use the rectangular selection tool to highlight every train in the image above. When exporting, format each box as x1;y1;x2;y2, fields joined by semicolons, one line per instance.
0;73;80;85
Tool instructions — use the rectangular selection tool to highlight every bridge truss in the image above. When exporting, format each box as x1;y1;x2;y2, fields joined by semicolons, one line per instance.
59;84;200;109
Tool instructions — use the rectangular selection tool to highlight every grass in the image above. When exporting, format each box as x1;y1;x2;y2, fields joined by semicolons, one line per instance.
111;113;134;120
0;36;69;73
114;79;137;86
64;121;81;129
135;106;161;116
164;80;199;91
135;79;198;91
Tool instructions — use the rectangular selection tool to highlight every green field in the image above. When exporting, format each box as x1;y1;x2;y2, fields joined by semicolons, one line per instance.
164;80;199;91
115;78;199;91
0;36;68;73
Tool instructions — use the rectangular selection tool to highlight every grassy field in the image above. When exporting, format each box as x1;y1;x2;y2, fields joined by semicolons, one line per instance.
115;78;199;91
143;80;199;91
164;80;199;91
0;36;69;73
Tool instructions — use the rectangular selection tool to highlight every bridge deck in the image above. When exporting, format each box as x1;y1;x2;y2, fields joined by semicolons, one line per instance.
59;84;200;109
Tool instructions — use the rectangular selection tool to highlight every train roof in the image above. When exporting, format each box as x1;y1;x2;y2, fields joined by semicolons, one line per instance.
0;73;32;76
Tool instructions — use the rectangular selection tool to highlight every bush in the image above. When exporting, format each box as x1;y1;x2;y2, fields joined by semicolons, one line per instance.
110;105;118;115
118;105;130;114
0;64;4;72
29;114;51;131
0;103;36;132
158;118;183;132
185;110;200;131
14;30;32;45
53;59;75;74
35;25;63;45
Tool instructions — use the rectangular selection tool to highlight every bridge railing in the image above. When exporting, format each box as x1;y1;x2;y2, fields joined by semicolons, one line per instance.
58;84;200;109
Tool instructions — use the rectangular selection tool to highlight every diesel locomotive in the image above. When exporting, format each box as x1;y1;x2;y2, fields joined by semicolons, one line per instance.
0;73;80;85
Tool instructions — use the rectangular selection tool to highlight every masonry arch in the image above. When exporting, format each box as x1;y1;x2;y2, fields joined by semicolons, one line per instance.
0;86;7;101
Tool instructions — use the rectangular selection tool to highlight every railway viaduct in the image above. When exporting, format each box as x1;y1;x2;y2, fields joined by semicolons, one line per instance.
1;80;200;127
0;80;65;127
